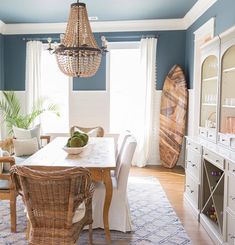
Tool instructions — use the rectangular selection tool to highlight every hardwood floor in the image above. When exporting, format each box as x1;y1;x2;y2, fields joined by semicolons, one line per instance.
130;165;214;245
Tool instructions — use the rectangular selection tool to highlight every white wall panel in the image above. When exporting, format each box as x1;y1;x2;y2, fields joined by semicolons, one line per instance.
0;89;194;167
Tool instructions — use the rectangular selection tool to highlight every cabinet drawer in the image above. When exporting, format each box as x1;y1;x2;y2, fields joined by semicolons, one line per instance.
207;129;216;142
203;148;225;170
199;127;208;138
218;133;231;146
186;148;201;181
227;173;235;213
186;139;202;154
185;172;199;209
226;212;235;245
228;161;235;175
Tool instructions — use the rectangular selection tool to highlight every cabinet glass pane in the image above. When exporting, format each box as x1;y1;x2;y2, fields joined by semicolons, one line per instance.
220;45;235;135
200;55;218;128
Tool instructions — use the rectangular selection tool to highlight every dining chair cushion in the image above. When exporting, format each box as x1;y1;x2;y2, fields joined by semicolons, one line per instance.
72;201;86;224
14;156;29;165
0;150;11;173
24;200;86;225
0;179;9;189
13;138;39;157
13;124;41;147
86;128;99;137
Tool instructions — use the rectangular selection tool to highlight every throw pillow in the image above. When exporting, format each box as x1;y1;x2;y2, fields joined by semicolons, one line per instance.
13;138;39;157
13;124;41;147
87;128;99;137
0;149;11;173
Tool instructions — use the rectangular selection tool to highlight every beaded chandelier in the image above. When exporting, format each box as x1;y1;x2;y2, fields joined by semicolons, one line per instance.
54;1;106;77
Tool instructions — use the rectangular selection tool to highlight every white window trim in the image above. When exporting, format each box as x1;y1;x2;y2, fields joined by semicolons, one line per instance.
190;17;215;136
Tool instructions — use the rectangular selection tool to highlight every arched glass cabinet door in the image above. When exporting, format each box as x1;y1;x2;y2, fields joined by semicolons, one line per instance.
220;45;235;139
200;55;218;140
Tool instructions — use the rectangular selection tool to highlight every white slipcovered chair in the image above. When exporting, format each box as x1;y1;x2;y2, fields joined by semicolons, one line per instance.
92;136;137;232
114;130;132;177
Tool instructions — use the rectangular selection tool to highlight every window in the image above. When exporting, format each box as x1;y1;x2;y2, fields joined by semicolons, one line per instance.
109;42;143;134
41;48;69;133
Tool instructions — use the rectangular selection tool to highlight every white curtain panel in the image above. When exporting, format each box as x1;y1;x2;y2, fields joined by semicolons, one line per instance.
25;41;43;116
133;38;157;167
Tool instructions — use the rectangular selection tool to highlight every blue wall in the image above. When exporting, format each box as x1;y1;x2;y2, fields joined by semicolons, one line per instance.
74;31;186;90
3;34;59;90
2;0;235;91
3;31;186;91
0;34;4;89
185;0;235;88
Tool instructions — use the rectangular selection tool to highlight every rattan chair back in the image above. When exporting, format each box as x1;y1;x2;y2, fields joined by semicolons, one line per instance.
11;166;94;244
70;126;104;137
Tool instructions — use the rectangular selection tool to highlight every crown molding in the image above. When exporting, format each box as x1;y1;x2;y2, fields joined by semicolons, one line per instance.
184;0;218;29
92;19;186;32
2;19;185;34
0;0;218;34
3;23;66;35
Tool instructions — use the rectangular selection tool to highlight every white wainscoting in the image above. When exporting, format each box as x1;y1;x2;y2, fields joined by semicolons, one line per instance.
69;90;110;131
0;89;194;167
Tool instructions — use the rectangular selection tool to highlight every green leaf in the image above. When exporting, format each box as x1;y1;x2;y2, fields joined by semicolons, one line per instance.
0;91;60;135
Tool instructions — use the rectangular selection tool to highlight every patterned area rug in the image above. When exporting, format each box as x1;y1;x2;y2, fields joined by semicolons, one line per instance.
0;177;191;245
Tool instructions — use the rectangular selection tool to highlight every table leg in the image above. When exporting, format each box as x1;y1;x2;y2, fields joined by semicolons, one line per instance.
103;169;113;243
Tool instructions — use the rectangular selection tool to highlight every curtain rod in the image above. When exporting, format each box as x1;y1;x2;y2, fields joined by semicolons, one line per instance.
22;37;60;41
105;34;159;40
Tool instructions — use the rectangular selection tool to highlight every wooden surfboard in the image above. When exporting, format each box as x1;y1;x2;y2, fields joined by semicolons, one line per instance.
159;65;188;168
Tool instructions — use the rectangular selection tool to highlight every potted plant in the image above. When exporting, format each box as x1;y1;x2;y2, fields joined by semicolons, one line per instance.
0;91;60;135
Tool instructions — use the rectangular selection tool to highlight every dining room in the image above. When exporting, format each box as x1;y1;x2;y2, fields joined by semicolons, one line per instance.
1;0;235;245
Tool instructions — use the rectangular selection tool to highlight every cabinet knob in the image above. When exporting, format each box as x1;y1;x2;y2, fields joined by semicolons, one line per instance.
229;234;235;239
195;147;198;150
232;169;235;173
192;164;196;167
201;132;204;134
216;160;220;163
205;153;208;156
230;196;235;201
222;139;225;142
190;190;194;193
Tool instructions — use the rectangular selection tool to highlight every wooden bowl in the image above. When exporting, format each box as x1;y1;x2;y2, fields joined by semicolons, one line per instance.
63;144;88;155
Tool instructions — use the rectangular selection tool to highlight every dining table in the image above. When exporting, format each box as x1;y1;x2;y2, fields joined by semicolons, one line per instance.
19;136;116;243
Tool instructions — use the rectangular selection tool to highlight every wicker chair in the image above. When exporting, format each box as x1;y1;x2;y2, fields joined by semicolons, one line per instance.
11;166;94;245
0;153;16;232
70;126;104;137
0;136;50;233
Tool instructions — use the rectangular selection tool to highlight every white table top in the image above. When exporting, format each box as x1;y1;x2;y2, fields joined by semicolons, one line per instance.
21;137;116;169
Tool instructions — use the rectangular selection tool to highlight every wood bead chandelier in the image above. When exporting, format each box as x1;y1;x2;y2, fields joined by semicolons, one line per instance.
54;1;106;77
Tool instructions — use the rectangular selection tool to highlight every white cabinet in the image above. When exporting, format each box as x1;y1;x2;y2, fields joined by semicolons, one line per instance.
226;213;235;245
184;139;202;217
199;37;220;143
198;26;235;149
185;24;235;245
219;29;235;150
184;137;235;245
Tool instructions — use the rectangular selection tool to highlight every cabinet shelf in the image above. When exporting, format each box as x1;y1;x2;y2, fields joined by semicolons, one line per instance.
222;105;235;108
202;76;218;82
202;103;217;106
223;67;235;73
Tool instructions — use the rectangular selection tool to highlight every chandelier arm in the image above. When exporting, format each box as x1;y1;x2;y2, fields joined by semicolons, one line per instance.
77;3;80;76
